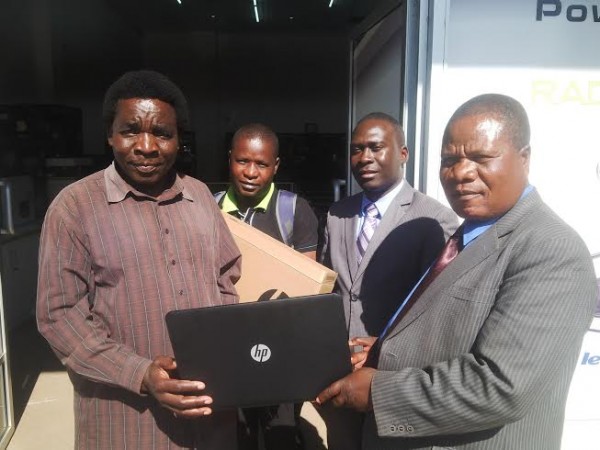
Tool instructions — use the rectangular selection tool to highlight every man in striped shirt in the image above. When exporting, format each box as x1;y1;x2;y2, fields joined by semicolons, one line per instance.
37;70;242;449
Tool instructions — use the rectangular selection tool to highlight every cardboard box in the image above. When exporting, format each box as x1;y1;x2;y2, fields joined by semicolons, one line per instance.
222;212;338;302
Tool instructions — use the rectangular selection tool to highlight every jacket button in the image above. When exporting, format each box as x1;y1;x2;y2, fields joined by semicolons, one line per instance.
351;293;359;302
406;425;414;432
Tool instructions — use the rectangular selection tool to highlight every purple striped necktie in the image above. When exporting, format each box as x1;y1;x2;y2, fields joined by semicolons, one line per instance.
357;202;380;261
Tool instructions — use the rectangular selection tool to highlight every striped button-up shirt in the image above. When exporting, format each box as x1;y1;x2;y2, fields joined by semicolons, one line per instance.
37;163;241;449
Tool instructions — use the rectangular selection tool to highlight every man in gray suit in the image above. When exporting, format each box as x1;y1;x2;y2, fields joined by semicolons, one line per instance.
317;94;598;449
319;113;458;449
321;112;458;338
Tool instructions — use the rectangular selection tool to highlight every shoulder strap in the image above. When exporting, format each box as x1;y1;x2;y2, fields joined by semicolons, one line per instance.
213;191;226;205
275;190;297;247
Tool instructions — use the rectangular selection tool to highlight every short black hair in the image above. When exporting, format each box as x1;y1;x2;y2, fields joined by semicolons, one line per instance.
231;123;279;159
444;93;530;150
102;70;190;136
354;112;406;147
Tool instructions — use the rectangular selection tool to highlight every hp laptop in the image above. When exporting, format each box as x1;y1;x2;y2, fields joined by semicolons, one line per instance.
165;293;351;409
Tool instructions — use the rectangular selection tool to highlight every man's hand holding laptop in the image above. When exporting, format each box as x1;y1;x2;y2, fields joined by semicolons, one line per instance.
142;355;214;418
315;336;377;412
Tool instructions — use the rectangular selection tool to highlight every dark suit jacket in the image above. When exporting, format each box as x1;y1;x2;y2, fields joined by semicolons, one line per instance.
364;190;598;450
321;181;458;337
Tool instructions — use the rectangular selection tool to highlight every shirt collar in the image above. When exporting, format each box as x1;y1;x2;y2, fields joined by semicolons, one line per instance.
104;162;193;203
221;182;275;213
361;179;405;217
463;184;534;247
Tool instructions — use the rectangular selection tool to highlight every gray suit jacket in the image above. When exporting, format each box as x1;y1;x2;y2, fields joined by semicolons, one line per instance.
321;181;458;338
364;189;598;450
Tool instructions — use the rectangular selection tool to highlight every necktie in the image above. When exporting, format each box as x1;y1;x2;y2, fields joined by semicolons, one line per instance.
365;228;463;368
357;202;380;261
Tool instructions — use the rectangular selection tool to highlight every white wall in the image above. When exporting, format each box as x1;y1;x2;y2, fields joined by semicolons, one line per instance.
423;0;600;258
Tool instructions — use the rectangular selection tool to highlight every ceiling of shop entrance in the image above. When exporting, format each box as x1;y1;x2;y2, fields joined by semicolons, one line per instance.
104;0;393;33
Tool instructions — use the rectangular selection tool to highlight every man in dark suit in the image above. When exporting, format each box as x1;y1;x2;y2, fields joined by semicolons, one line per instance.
317;94;598;449
319;113;458;449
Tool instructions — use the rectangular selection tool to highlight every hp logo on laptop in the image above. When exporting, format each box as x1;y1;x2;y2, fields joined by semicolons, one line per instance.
250;344;271;363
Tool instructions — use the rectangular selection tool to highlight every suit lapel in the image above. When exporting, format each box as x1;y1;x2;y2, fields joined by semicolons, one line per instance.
384;189;543;340
354;183;414;282
344;196;361;280
385;227;498;339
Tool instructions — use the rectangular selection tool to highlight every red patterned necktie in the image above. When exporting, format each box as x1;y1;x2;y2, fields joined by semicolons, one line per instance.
365;229;463;368
357;202;380;261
